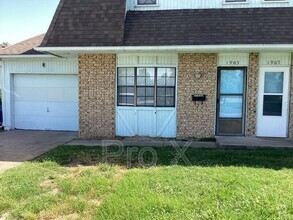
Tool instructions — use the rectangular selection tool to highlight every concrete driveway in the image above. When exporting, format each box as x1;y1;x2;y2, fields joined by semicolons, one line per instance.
0;130;77;172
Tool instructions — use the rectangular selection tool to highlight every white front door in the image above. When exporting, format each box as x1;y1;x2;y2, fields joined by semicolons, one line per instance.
257;67;290;137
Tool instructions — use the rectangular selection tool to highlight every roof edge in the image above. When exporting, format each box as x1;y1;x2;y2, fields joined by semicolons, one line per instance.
35;45;293;53
41;0;67;46
0;54;56;59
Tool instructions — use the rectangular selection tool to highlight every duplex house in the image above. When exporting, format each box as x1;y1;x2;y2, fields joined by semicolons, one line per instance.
1;0;293;139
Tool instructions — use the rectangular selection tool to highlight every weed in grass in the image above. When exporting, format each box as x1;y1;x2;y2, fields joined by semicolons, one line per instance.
20;211;37;220
71;197;87;213
98;163;113;172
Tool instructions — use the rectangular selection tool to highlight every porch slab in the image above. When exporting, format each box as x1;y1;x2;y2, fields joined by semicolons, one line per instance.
216;136;293;148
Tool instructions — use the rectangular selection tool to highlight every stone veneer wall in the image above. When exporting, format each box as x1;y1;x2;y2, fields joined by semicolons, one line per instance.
78;54;116;139
177;54;217;138
246;53;259;137
289;53;293;139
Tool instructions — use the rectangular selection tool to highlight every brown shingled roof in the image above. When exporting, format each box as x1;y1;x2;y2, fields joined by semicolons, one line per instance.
41;0;126;47
0;34;45;55
124;8;293;46
41;6;293;47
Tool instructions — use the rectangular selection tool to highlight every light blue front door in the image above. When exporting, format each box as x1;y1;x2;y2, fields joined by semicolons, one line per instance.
217;68;247;135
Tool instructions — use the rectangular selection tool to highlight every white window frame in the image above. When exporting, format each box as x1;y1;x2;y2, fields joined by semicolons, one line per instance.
117;67;176;108
261;0;289;3
222;0;250;5
135;0;159;7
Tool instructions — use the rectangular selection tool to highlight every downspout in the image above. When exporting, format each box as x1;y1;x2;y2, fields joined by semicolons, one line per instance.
0;59;10;130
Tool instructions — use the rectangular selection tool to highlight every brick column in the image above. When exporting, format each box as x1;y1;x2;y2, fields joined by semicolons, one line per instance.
177;53;217;139
78;54;116;139
289;53;293;139
246;53;259;137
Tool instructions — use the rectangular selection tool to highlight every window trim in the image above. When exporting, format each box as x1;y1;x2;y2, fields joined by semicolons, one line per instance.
135;0;159;7
261;0;289;3
222;0;250;5
117;68;135;107
117;67;176;108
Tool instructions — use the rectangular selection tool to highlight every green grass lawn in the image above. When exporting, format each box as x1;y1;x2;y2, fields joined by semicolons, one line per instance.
0;146;292;219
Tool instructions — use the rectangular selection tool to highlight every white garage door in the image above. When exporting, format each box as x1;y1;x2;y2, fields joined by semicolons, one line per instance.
13;74;78;131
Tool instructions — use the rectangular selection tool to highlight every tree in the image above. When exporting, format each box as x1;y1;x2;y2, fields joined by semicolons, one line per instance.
1;42;10;48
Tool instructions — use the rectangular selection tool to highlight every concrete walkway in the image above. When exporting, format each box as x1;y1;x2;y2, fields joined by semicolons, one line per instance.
67;137;293;149
0;130;77;173
216;136;293;148
66;139;217;148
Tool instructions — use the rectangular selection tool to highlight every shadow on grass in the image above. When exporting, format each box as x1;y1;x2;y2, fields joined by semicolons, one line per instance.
35;145;293;170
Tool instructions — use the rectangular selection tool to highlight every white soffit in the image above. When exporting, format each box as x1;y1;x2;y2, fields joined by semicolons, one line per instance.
260;53;291;66
218;53;249;67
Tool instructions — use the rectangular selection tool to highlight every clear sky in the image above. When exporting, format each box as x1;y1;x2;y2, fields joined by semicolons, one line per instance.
0;0;60;44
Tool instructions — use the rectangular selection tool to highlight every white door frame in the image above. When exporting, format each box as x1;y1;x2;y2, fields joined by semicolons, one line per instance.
256;66;290;137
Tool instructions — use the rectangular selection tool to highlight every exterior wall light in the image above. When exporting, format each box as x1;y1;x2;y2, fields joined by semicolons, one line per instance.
195;72;203;78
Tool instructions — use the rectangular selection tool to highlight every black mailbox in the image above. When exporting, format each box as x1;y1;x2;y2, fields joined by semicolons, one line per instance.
192;94;206;102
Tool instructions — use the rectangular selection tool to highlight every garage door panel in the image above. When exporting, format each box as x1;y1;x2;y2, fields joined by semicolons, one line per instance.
14;75;49;88
64;88;78;102
48;88;65;102
15;116;49;130
46;75;78;88
47;102;78;117
15;116;77;131
14;75;78;88
47;88;78;102
47;117;78;131
14;101;48;117
14;87;48;102
14;74;78;131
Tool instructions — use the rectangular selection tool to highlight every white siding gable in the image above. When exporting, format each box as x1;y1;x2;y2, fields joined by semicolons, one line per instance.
126;0;293;11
